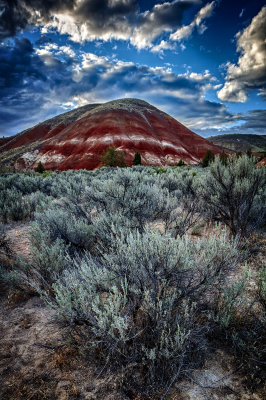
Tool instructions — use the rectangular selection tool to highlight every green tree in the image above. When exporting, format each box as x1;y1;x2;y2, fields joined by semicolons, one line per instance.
100;146;127;167
201;150;215;168
133;151;141;166
219;151;228;166
246;148;252;158
176;159;185;166
36;161;45;173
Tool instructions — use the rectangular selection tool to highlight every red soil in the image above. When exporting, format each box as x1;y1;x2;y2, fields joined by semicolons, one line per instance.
0;99;223;170
257;157;266;167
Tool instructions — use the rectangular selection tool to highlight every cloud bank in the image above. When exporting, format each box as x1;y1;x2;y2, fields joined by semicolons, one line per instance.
0;1;216;50
0;37;237;136
218;6;266;102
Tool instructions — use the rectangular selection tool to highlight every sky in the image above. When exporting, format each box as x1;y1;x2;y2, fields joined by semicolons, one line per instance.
0;0;265;138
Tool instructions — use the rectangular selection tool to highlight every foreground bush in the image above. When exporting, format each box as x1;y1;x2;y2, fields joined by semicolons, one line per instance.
1;166;263;395
85;168;167;231
0;224;17;287
0;189;31;222
160;168;203;237
42;229;240;393
33;206;96;255
201;155;266;237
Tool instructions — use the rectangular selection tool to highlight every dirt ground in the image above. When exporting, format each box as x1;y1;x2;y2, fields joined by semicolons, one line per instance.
0;222;265;400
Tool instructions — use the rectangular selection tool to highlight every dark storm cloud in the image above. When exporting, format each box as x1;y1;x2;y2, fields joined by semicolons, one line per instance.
0;38;74;135
0;0;28;40
70;0;139;43
0;0;137;41
76;0;138;22
0;1;199;47
0;38;46;96
137;0;193;30
0;0;76;41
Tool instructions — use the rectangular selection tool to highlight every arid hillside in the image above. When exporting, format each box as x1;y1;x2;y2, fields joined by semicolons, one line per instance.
208;134;266;153
0;99;222;170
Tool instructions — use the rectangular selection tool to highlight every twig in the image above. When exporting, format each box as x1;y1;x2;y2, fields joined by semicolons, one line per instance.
96;355;110;379
33;342;64;351
160;357;184;400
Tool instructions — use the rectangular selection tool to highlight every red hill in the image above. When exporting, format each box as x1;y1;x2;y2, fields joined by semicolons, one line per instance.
0;99;222;170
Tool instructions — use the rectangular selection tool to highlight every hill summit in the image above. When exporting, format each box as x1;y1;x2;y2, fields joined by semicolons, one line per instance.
0;98;222;170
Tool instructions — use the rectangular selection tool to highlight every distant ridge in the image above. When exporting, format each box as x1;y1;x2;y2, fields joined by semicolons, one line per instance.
0;98;223;170
208;134;266;153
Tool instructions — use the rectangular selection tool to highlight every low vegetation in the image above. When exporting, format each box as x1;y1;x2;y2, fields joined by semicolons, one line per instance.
0;154;265;398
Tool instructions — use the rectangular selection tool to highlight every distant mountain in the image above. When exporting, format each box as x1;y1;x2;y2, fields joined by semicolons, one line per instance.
208;134;266;153
0;98;223;170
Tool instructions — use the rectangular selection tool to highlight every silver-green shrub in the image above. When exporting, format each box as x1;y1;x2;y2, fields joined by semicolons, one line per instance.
85;168;167;231
0;224;21;288
0;174;42;194
0;188;31;222
2;167;255;394
43;229;240;390
214;267;250;327
158;169;203;237
200;155;266;237
11;227;69;292
33;207;96;254
27;191;53;216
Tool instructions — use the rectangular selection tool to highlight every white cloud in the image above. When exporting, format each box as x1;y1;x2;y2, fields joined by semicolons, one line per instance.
42;12;132;43
38;1;204;50
170;1;215;42
2;0;217;52
218;6;266;102
218;81;248;103
36;43;59;56
188;70;215;81
150;1;216;53
195;1;215;26
150;40;176;53
59;45;76;58
170;24;193;41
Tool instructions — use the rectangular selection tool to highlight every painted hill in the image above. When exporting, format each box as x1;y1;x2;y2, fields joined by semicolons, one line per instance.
0;99;223;170
208;134;266;153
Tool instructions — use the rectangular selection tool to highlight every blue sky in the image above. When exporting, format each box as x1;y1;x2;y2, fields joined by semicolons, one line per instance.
0;0;265;137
